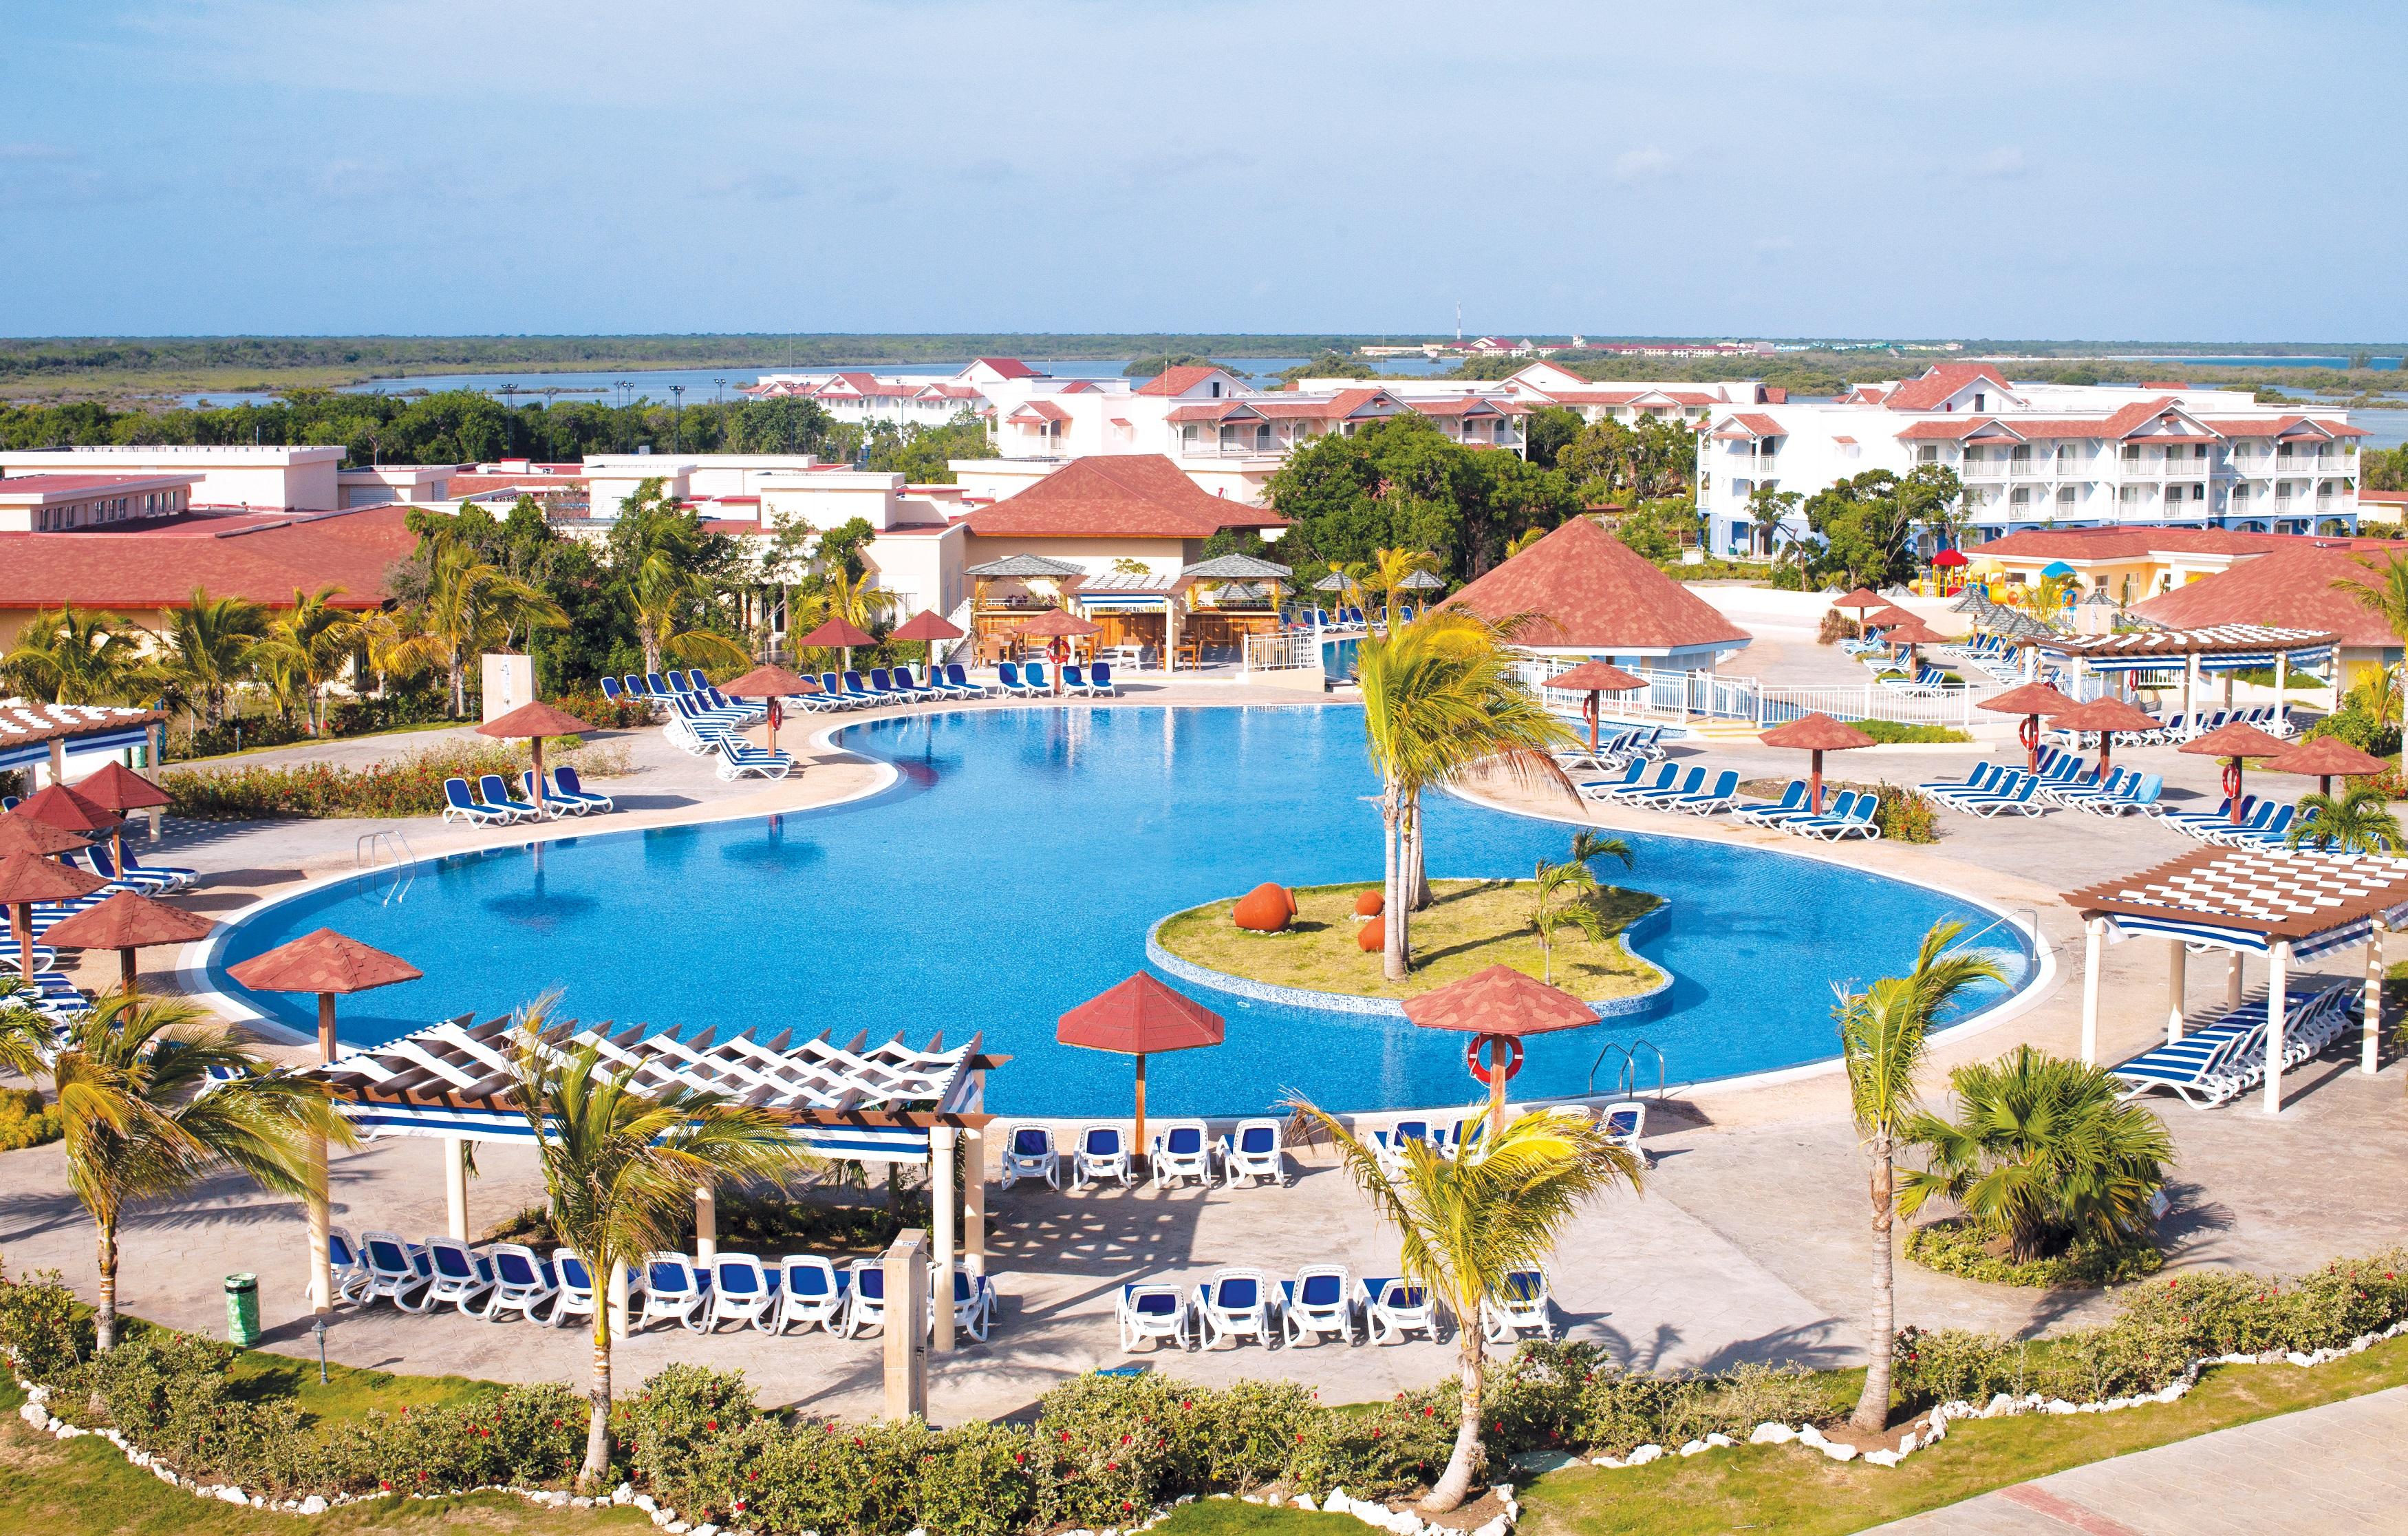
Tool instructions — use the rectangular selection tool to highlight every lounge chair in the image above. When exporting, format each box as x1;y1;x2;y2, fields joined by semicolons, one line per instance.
1218;1119;1285;1187
552;765;614;813
1371;1118;1436;1178
2207;802;2288;849
645;671;674;698
1360;1277;1441;1344
774;1255;851;1334
442;777;514;826
105;842;199;893
714;736;792;781
1670;768;1741;815
320;1226;370;1307
1480;1268;1554;1344
866;667;903;703
1959;775;2044;818
1150;1121;1214;1188
1627;766;1706;809
1600;1100;1652;1168
638;1252;713;1333
1073;1124;1132;1188
1280;1265;1358;1345
997;662;1038;698
1608;762;1682;804
422;1237;497;1316
1061;663;1095;697
1118;1283;1190;1353
1792;793;1884;841
0;937;57;973
73;844;174;893
941;1268;996;1343
1920;762;2003;802
1734;780;1807;826
998;1125;1060;1191
546;1250;641;1329
1088;661;1119;696
476;773;540;822
2158;795;2253;837
484;1244;560;1324
842;670;883;705
841;1261;890;1338
706;1253;781;1332
1023;661;1052;694
947;662;996;698
359;1230;434;1312
815;671;858;708
522;768;591;818
2081;773;2162;817
1578;760;1650;802
1193;1269;1276;1350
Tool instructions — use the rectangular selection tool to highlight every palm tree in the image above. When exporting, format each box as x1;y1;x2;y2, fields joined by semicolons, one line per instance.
506;999;821;1488
630;553;751;677
1526;858;1606;985
2286;782;2404;853
1568;828;1634;876
1900;1046;2173;1266
155;590;269;727
391;543;566;716
0;989;352;1351
1286;1099;1642;1513
1;606;151;705
254;586;361;736
1368;546;1440;621
821;563;897;636
1834;919;2003;1433
1357;612;1575;976
2338;555;2408;775
2343;662;2402;734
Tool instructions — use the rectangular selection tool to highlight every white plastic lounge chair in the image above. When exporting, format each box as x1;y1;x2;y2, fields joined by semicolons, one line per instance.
359;1230;433;1312
1088;661;1119;696
1606;762;1681;804
1627;766;1706;808
1578;760;1649;802
940;1268;996;1342
422;1237;497;1316
774;1255;851;1334
476;773;540;823
1480;1268;1554;1344
638;1252;713;1333
1371;1118;1437;1179
705;1253;780;1332
1671;768;1741;815
1073;1124;1132;1188
442;777;512;826
1280;1265;1357;1346
1218;1119;1286;1187
547;1249;642;1329
715;736;792;780
1734;781;1807;826
1359;1277;1441;1344
1118;1283;1190;1352
1194;1269;1276;1350
1598;1100;1652;1168
484;1243;560;1324
521;768;590;818
998;1124;1060;1191
841;1260;890;1337
1150;1120;1214;1188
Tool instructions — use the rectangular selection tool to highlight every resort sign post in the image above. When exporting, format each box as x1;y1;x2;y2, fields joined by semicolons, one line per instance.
1056;973;1225;1174
1402;963;1600;1142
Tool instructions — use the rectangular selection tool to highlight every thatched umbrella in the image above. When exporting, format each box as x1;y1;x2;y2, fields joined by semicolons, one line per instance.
1015;608;1101;694
227;928;422;1063
74;762;173;879
718;663;818;752
14;782;120;842
2264;736;2389;799
1546;660;1646;755
1978;681;2078;772
795;616;877;675
1057;973;1224;1165
39;890;214;994
1832;588;1886;615
1880;615;1946;673
1759;712;1876;815
0;815;87;862
2179;719;2292;824
889;610;966;679
0;853;106;982
1404;963;1600;1141
2047;696;2159;778
475;700;596;820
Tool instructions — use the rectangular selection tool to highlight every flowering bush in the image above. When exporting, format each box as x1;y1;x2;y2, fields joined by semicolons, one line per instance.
164;740;630;820
1907;1217;2164;1289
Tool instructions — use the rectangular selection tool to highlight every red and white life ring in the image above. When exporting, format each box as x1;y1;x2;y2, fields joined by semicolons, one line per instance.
1466;1034;1523;1087
2222;762;2244;800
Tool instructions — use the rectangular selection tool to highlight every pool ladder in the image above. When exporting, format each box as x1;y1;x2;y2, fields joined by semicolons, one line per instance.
1588;1039;1667;1100
353;829;416;907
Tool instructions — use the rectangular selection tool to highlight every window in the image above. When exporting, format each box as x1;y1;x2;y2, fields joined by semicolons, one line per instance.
1208;381;1221;398
2010;487;2030;506
1917;445;1939;464
2121;445;2140;465
2233;483;2251;503
2119;486;2140;502
1972;392;1987;411
2191;484;2206;501
2056;486;2078;506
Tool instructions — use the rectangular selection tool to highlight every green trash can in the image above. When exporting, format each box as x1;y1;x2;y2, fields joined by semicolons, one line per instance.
224;1273;260;1348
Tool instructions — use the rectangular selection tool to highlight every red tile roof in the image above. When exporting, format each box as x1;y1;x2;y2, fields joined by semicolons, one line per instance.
1008;401;1071;423
0;505;420;612
1133;365;1233;397
1882;363;2015;412
1973;526;2276;562
2132;544;2408;647
960;456;1288;539
1895;418;1989;440
971;356;1040;378
1441;515;1750;653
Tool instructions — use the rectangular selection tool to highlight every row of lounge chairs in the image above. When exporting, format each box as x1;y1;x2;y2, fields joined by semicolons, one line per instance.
1916;755;2164;819
1579;760;1742;817
334;1230;995;1341
2111;984;2358;1108
61;842;196;894
440;769;614;826
1119;1264;1552;1354
1554;725;1675;775
1949;633;2028;685
1734;783;1883;840
999;1121;1289;1191
656;693;791;780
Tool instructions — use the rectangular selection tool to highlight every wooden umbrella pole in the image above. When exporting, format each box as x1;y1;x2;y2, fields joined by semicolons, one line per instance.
317;992;337;1064
1133;1052;1148;1169
532;733;548;820
118;948;136;994
1487;1036;1508;1141
12;904;29;982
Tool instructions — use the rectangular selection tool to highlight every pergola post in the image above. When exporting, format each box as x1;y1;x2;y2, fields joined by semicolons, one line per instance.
2080;917;2105;1065
694;1184;717;1267
930;1127;958;1352
2263;941;2290;1116
2183;650;2200;735
444;1136;470;1241
305;1133;334;1319
45;739;64;786
963;1071;987;1278
2226;950;2244;1009
2275;650;2290;734
2166;940;2188;1045
2365;919;2387;1076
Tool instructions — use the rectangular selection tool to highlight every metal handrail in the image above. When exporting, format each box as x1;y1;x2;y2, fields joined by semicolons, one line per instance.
352;829;416;906
1587;1038;1668;1100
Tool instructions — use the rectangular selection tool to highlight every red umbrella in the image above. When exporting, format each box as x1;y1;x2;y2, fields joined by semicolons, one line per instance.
39;889;214;994
2264;736;2389;799
1759;712;1877;815
1057;973;1224;1164
14;782;121;838
0;815;88;862
718;663;818;753
74;762;172;882
2178;719;2292;824
0;852;107;982
890;610;967;679
2048;696;2158;778
1547;660;1646;754
1831;588;1886;614
1931;550;1970;568
228;928;422;1063
1404;963;1600;1140
1977;681;2078;772
1014;610;1101;696
796;616;877;674
475;701;597;821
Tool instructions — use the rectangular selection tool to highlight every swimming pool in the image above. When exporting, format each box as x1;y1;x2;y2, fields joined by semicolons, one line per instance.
207;706;2035;1117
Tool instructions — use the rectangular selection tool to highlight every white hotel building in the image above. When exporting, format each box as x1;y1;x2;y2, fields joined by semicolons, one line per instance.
1697;363;2366;558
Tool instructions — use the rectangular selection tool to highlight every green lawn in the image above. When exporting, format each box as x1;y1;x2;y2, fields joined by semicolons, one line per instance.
1154;879;1662;1003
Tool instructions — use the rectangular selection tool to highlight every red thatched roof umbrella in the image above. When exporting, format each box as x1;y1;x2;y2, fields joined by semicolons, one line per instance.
2179;719;2293;824
0;852;106;983
2047;696;2158;778
1831;588;1886;614
718;663;818;753
1978;681;2078;772
74;762;172;881
1403;963;1599;1139
1015;609;1101;695
2264;735;2389;799
475;700;596;821
795;616;877;674
890;610;966;681
14;782;121;838
39;890;215;994
0;814;87;862
1547;660;1646;755
1759;712;1877;815
1057;973;1224;1164
228;928;422;1063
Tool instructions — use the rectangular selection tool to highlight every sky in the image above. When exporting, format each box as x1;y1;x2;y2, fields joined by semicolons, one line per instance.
6;0;2405;342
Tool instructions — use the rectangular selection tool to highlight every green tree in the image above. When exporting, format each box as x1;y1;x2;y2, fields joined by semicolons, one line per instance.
0;606;151;705
2285;782;2404;853
815;516;878;582
391;542;567;716
1273;351;1381;385
0;990;353;1351
1522;405;1585;470
154;590;270;727
253;585;361;735
1284;1100;1642;1513
1746;485;1803;559
1835;920;2004;1433
1901;1046;2173;1265
504;998;819;1487
1123;352;1216;378
630;553;749;677
2336;555;2408;775
1525;857;1606;985
863;412;998;484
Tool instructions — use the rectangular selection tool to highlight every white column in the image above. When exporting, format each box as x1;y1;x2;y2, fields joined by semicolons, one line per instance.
2227;950;2244;1009
2365;919;2387;1076
2182;650;2199;734
2081;917;2105;1065
2166;941;2188;1045
962;1124;987;1278
2263;941;2290;1116
694;1184;717;1266
305;1133;333;1316
2275;650;2290;734
444;1136;470;1241
930;1127;958;1352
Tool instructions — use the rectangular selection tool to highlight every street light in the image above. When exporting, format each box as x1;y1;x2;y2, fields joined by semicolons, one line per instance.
671;385;685;453
714;376;727;405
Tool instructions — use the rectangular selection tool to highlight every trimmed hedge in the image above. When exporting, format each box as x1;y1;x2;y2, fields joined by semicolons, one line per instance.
162;741;630;820
1906;1217;2164;1289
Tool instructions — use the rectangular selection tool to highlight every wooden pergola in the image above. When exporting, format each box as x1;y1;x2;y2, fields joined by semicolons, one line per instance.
2037;624;2337;728
0;703;166;789
2063;848;2408;1113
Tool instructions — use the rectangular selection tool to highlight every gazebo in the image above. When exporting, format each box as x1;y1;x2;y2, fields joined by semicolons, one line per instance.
967;554;1086;661
2064;849;2408;1111
39;890;213;994
1056;972;1224;1164
1977;681;2078;771
1759;712;1876;813
1402;963;1599;1138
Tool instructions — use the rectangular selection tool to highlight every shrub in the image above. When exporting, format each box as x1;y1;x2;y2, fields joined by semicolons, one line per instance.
1852;719;1970;745
1818;610;1862;646
1874;782;1941;842
623;1363;758;1508
164;740;630;820
0;1085;61;1150
1906;1217;2164;1288
0;1268;90;1379
2305;706;2402;762
1287;1387;1455;1502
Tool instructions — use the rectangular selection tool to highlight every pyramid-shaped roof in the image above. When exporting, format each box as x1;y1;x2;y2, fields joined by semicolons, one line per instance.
1441;517;1750;654
2132;545;2408;648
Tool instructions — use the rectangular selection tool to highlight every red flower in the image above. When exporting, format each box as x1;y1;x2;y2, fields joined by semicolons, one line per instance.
378;1481;391;1491
1120;1434;1130;1445
706;1420;718;1432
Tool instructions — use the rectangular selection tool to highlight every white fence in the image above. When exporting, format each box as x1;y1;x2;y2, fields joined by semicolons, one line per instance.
1525;662;2006;731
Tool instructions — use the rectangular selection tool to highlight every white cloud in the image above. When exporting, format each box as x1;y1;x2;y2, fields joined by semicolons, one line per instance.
1975;146;2030;180
1610;146;1675;184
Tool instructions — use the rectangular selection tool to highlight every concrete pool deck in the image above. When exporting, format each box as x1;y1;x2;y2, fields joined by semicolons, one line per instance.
2;665;2402;1428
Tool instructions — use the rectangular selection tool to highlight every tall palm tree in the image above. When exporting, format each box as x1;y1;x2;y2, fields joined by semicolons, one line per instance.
2338;555;2408;776
1;606;151;705
356;602;432;698
154;590;270;728
1527;857;1606;985
1357;612;1574;975
1368;546;1439;621
1834;919;2003;1433
821;563;897;635
254;586;361;736
0;989;353;1351
1286;1099;1641;1513
506;999;820;1488
391;543;566;716
630;553;751;677
2285;782;2404;853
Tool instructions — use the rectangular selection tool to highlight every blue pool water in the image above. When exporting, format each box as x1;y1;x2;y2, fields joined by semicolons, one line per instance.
209;707;2033;1117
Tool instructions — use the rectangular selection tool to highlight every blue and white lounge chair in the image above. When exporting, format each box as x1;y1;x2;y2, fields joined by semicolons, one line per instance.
996;662;1038;698
484;1244;559;1325
774;1256;851;1335
1920;761;2003;802
1480;1268;1554;1344
1670;768;1741;815
1959;775;2043;818
2215;803;2298;850
1073;1124;1131;1188
1218;1119;1285;1186
1150;1121;1213;1188
840;1261;890;1337
551;765;613;813
1118;1283;1190;1353
547;1249;642;1330
1600;1101;1651;1167
841;670;881;705
1734;780;1807;826
1061;663;1095;697
422;1237;497;1316
714;736;792;781
1607;763;1682;804
359;1231;434;1312
1578;760;1651;802
1628;766;1707;808
999;1124;1059;1191
1194;1269;1275;1350
706;1253;781;1333
1783;790;1861;839
1371;1118;1436;1178
639;1253;712;1333
522;769;588;818
322;1226;370;1307
71;844;172;893
1088;661;1119;696
867;667;903;703
103;843;197;893
1280;1265;1357;1345
477;773;539;822
2158;795;2253;837
940;1268;997;1343
442;777;513;826
645;671;674;698
1360;1277;1439;1344
1023;661;1052;693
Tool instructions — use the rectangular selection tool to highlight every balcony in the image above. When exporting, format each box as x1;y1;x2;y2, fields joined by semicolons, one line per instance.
1178;435;1289;460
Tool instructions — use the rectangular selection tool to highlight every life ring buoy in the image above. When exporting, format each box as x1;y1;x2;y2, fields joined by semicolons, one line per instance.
2222;762;2243;800
2018;716;2039;752
1466;1034;1523;1087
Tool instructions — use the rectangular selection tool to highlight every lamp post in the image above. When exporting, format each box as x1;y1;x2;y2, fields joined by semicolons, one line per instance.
671;385;685;453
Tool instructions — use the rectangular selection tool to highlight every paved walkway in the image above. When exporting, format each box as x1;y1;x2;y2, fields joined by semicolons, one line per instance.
1871;1385;2408;1535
